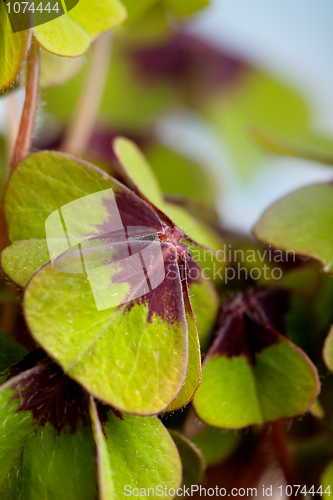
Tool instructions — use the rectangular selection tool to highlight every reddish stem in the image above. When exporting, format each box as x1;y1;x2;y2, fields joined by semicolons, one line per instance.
10;40;40;173
60;31;113;156
270;420;301;496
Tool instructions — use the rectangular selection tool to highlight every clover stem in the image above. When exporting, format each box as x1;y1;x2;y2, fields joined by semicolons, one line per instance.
270;420;300;496
10;40;40;173
5;92;20;166
61;31;113;157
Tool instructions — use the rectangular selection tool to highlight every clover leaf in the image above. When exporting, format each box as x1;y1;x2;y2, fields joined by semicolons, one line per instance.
120;0;209;28
2;148;219;413
113;138;224;286
323;325;333;372
0;330;28;384
193;288;320;428
0;3;31;91
0;352;182;499
90;398;181;499
33;0;127;57
169;430;205;489
254;184;333;274
322;461;333;500
191;426;240;466
1;0;127;93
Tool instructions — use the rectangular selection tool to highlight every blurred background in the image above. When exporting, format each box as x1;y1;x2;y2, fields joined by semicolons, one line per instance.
175;0;333;230
1;0;333;231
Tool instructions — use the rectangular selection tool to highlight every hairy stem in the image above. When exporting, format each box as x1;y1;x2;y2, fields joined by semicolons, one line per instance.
5;93;19;166
10;40;40;173
61;31;113;156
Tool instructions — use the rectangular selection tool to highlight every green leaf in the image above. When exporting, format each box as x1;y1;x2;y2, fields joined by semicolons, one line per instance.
146;145;218;208
322;461;333;500
192;426;240;466
4;151;121;242
0;419;97;499
0;363;97;499
313;273;333;332
21;50;84;88
39;51;84;87
119;0;159;27
0;3;31;91
2;151;123;284
113;138;224;252
186;262;219;348
25;424;96;499
34;0;127;57
169;431;205;489
90;399;182;499
24;262;188;415
166;293;201;411
2;423;97;500
114;137;164;207
124;4;169;41
119;0;208;27
0;371;35;486
193;316;319;428
162;0;209;17
309;398;325;420
323;325;333;372
252;128;333;167
146;144;219;225
4;149;198;414
3;150;148;285
254;184;333;273
0;330;28;376
1;240;50;287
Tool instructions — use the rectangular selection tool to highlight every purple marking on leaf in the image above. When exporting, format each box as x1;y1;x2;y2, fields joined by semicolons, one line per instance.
80;235;186;324
7;350;90;434
96;401;124;427
53;176;200;323
116;243;186;326
209;312;279;365
185;253;206;287
209;288;289;364
209;313;253;362
145;244;185;325
244;313;280;358
114;189;163;232
252;288;290;335
82;238;164;308
221;288;290;332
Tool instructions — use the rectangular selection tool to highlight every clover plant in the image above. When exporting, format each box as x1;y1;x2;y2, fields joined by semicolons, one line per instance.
1;1;333;498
